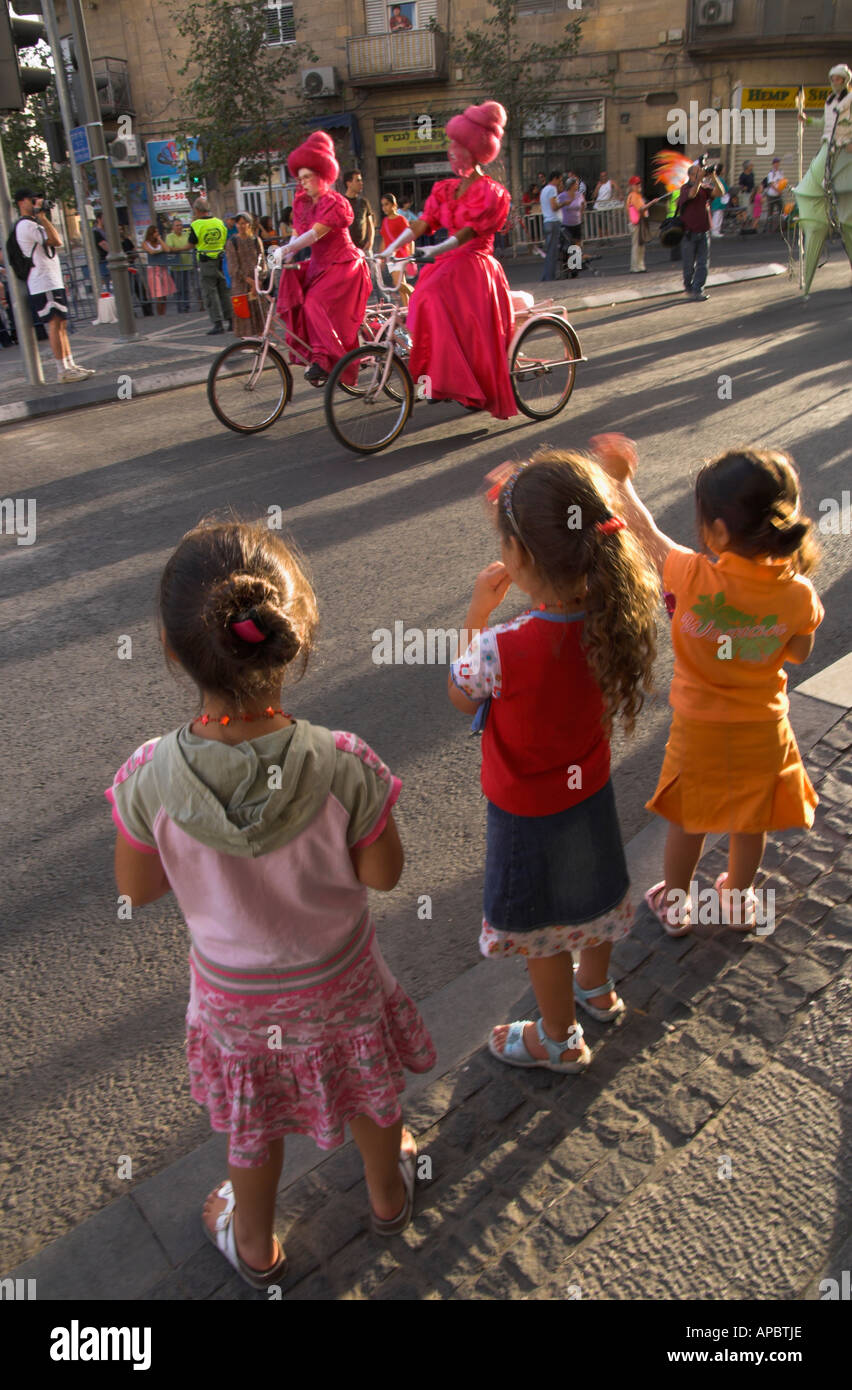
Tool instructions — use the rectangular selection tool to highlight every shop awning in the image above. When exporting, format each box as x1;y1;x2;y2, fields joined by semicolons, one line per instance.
306;112;362;159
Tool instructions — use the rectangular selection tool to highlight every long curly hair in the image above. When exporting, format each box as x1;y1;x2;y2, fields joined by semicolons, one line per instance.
496;449;659;735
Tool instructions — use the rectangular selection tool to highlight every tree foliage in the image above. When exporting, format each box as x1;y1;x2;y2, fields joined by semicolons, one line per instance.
1;92;75;205
171;0;321;200
450;0;584;211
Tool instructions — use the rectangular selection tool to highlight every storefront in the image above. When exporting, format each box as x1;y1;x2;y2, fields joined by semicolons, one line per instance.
729;84;828;191
375;125;451;212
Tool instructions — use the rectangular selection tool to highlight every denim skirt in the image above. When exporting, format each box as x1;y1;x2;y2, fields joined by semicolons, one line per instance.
483;779;629;932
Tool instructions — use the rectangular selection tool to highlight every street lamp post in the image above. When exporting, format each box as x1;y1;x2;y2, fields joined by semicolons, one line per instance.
39;0;100;297
65;0;136;339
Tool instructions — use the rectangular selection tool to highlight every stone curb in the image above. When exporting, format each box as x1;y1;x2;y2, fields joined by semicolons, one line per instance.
0;260;791;427
0;362;212;427
6;654;851;1299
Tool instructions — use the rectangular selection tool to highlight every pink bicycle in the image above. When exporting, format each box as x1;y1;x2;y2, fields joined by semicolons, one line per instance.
324;251;586;455
206;256;386;434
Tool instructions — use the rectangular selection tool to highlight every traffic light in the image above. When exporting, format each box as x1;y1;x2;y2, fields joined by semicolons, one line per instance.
0;3;53;112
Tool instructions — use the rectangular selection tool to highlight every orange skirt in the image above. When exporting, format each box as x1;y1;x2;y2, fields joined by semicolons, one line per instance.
646;711;818;835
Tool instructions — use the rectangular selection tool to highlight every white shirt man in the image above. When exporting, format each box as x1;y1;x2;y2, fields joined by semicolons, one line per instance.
12;187;94;382
766;160;785;197
539;180;560;224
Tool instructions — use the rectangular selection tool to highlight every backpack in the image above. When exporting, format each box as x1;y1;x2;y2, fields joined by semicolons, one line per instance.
5;218;38;282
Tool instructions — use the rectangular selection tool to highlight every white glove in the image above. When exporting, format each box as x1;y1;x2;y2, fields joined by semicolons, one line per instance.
419;235;459;261
281;226;319;258
266;245;285;270
377;227;415;260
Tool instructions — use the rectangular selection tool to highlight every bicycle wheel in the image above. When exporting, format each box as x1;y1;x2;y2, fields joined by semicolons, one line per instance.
510;317;582;420
207;341;292;433
325;345;413;454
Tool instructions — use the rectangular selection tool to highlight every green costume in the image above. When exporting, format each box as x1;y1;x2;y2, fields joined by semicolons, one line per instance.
793;68;852;294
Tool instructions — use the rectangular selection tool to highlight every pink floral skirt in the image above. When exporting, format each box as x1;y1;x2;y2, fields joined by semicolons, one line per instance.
186;932;436;1167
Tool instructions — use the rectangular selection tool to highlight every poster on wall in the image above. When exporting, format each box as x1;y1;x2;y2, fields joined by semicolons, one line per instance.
125;178;153;245
146;138;203;214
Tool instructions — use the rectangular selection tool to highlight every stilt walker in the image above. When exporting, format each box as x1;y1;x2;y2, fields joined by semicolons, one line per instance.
793;63;852;295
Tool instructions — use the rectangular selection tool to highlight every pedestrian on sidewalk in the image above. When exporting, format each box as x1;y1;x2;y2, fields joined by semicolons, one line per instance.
626;175;650;272
189;197;232;335
539;171;564;281
165;218;193;313
226;214;266;336
10;188;94;381
676;160;724;300
448;450;659;1073
105;519;435;1289
593;435;824;936
141;225;176;315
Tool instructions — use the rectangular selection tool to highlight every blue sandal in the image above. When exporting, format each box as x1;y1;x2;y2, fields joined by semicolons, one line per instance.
573;977;626;1023
488;1018;592;1074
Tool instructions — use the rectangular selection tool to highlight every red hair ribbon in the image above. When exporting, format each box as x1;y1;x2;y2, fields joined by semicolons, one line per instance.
596;516;626;535
231;614;267;643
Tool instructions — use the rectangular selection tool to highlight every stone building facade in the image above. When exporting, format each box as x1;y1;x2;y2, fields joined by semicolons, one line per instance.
51;0;852;234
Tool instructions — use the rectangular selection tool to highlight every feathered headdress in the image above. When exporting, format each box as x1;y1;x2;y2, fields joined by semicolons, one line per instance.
652;150;692;192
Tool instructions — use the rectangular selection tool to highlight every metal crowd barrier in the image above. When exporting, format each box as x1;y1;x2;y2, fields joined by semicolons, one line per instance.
64;251;204;321
510;204;629;255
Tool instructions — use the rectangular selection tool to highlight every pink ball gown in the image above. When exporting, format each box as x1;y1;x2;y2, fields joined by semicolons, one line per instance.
408;176;515;418
276;189;370;375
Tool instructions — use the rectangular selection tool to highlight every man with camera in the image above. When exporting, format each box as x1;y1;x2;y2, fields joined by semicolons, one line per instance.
676;158;724;302
12;188;94;382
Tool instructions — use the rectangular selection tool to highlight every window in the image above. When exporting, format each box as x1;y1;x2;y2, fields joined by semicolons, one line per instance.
264;1;295;45
365;0;437;32
517;0;593;10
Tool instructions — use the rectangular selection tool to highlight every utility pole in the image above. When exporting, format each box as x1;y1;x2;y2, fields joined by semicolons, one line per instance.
65;0;136;339
40;0;99;295
0;136;44;383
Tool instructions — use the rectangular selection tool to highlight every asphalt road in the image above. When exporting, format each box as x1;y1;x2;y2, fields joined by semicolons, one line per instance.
1;259;850;1269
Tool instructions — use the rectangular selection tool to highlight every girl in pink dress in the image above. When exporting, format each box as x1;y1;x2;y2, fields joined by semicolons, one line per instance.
274;131;371;386
378;101;516;418
105;519;435;1289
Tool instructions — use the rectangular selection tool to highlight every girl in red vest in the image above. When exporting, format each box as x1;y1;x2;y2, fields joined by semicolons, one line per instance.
449;449;659;1072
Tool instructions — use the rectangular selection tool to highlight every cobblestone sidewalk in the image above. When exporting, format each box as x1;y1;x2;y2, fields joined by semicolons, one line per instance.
143;712;852;1302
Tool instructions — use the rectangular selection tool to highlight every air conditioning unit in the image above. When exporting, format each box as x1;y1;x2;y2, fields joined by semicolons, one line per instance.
108;136;144;167
301;67;339;98
696;0;734;24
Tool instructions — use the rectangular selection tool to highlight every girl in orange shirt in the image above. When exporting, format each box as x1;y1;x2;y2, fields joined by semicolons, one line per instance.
594;436;823;934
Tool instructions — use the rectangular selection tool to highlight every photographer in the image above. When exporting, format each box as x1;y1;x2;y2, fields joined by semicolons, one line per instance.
676;158;724;302
12;188;94;382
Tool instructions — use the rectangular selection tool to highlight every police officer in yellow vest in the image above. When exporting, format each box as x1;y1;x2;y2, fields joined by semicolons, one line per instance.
188;197;232;335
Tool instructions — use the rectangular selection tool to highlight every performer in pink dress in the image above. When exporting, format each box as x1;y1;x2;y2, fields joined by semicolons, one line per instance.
377;101;515;418
274;131;370;386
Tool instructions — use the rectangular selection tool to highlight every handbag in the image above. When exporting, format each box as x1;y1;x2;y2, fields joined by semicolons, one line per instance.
659;216;684;247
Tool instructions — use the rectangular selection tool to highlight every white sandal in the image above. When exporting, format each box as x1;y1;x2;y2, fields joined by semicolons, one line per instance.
489;1018;592;1074
202;1181;287;1290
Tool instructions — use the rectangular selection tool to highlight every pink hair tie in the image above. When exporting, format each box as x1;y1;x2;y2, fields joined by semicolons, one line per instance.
230;611;267;643
596;516;627;535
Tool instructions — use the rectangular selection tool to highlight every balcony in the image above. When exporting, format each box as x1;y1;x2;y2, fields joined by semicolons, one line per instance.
687;0;852;59
347;29;447;86
93;58;133;117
